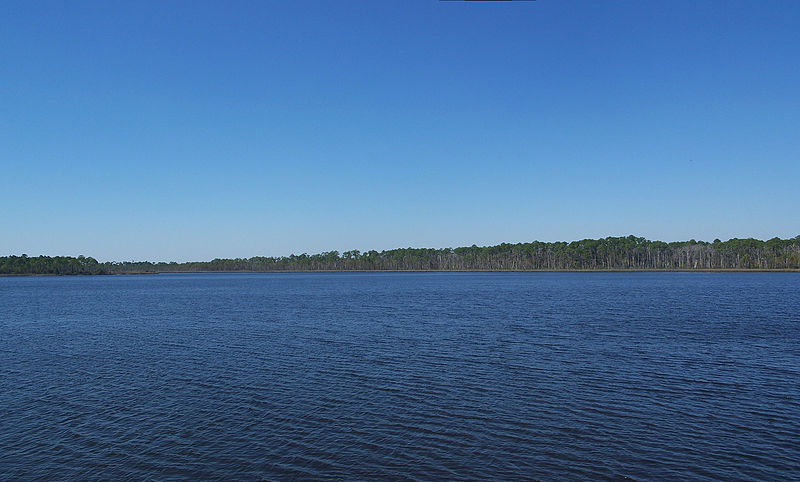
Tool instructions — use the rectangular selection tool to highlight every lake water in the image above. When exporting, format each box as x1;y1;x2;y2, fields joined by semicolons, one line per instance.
1;272;798;479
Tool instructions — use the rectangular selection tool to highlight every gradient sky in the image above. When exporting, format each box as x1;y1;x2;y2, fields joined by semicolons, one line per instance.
2;1;799;261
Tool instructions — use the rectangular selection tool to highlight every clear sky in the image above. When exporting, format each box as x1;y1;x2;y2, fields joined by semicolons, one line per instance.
2;1;799;261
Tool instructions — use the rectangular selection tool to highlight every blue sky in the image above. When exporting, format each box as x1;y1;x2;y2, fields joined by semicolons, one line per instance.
2;1;798;261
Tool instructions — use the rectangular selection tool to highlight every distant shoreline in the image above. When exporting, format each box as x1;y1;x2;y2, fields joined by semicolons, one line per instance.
157;268;800;273
3;268;800;277
4;235;800;275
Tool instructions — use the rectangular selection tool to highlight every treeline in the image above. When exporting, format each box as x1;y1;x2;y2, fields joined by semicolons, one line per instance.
3;235;800;275
0;255;106;275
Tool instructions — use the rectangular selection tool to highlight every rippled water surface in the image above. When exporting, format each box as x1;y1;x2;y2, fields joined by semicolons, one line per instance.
1;272;799;479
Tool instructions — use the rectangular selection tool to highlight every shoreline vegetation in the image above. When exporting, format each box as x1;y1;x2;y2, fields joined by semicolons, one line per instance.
3;235;800;276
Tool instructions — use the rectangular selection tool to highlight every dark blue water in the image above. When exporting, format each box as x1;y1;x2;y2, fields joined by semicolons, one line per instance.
1;273;799;480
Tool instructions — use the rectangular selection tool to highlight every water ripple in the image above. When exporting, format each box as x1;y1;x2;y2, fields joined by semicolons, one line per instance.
1;272;799;479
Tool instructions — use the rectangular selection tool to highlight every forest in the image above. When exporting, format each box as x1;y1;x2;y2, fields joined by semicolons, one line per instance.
2;235;800;275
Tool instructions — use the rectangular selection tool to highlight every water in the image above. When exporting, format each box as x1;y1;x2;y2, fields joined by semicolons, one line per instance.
1;272;798;480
